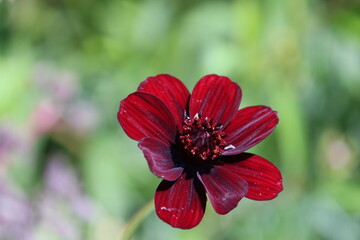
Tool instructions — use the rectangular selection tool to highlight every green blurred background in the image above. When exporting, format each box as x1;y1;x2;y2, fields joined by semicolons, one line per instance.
1;0;360;239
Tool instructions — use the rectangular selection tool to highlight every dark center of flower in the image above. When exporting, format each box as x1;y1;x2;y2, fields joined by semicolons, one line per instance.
179;113;233;161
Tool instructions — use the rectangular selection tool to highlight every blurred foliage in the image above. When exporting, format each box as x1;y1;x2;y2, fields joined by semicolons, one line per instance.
1;0;360;239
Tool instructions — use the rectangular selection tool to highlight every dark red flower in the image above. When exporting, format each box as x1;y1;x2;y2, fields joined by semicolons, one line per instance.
118;74;283;229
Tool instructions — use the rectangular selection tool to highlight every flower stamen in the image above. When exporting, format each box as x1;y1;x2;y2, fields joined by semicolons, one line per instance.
180;113;229;161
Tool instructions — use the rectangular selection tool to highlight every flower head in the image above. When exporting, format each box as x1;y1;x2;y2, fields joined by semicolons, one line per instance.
118;74;283;229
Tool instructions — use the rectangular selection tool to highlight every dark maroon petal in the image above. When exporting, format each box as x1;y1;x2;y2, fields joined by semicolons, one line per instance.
155;174;207;229
219;153;283;200
189;74;242;127
197;165;248;215
138;137;183;181
222;106;279;155
118;92;177;142
137;74;190;131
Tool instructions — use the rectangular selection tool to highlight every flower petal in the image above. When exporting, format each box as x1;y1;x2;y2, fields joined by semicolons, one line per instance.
189;74;242;127
138;137;183;181
197;165;248;215
220;153;283;200
222;106;279;155
137;74;190;131
118;92;176;142
155;173;207;229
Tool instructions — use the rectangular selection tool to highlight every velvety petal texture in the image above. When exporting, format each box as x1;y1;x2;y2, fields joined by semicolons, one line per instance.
223;106;279;155
190;74;242;127
138;137;183;181
118;92;177;143
220;153;283;200
197;165;248;214
137;74;190;130
155;174;207;229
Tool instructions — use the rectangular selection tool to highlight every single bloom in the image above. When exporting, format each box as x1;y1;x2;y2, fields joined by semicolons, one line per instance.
117;74;283;229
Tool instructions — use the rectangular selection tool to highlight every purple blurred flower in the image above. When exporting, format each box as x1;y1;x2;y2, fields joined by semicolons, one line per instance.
35;152;95;239
0;124;20;174
0;178;34;240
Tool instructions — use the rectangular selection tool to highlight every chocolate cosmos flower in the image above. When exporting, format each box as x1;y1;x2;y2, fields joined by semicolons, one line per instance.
118;74;283;229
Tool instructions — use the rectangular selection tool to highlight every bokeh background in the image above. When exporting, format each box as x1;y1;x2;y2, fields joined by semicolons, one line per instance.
1;0;360;239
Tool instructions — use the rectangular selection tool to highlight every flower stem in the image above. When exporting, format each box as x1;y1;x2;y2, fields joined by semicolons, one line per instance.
119;198;154;240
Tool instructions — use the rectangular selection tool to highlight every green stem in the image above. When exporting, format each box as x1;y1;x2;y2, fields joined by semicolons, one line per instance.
119;198;155;240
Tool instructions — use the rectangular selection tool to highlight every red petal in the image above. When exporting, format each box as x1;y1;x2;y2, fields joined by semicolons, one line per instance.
223;106;279;155
138;137;183;181
137;74;190;131
155;174;206;229
197;165;248;215
189;75;242;127
118;92;176;142
220;153;283;200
